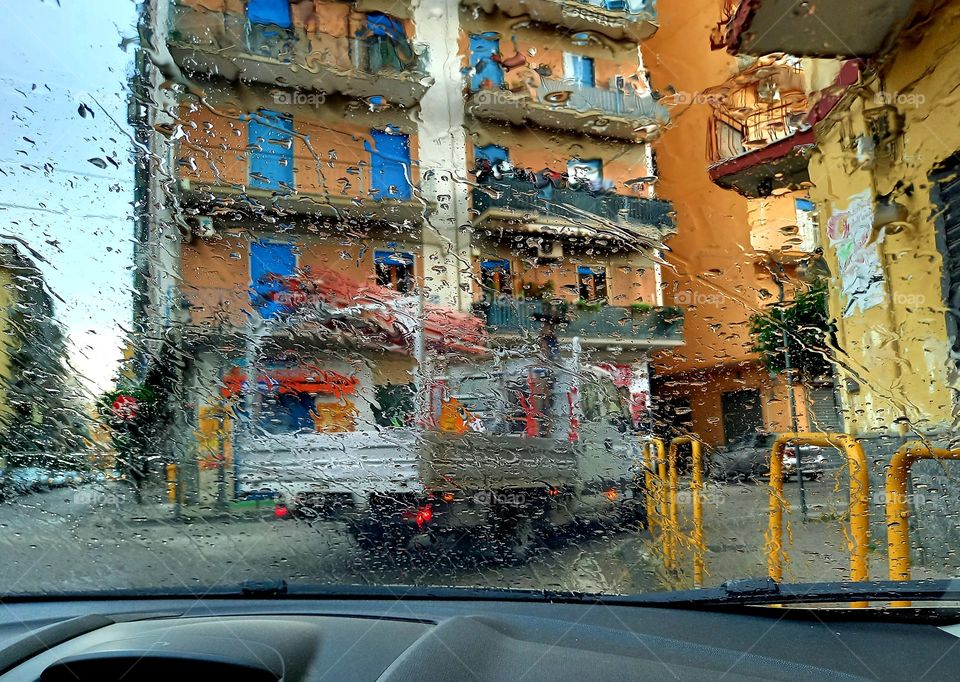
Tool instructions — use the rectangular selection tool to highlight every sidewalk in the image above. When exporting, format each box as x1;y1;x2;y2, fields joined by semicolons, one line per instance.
90;481;280;526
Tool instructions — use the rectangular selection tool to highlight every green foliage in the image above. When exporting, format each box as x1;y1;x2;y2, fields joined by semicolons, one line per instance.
749;282;834;382
97;356;175;477
575;299;603;312
629;301;653;314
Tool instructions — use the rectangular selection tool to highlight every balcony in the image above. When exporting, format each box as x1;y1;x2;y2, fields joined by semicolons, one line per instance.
464;0;659;42
707;103;814;198
467;77;668;141
167;2;430;107
471;177;675;248
179;173;434;236
714;0;915;58
474;299;684;349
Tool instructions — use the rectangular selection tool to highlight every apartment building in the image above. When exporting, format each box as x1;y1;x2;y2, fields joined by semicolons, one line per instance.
643;0;844;446
135;0;680;499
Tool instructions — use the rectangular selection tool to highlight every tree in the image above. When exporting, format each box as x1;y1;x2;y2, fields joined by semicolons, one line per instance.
749;281;835;384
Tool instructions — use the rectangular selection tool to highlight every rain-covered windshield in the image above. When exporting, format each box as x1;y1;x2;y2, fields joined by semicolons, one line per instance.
1;0;958;600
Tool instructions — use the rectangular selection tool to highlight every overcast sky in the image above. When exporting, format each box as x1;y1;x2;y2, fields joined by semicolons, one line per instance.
0;0;138;397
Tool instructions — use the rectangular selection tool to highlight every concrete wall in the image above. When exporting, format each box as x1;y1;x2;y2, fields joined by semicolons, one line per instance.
807;1;960;435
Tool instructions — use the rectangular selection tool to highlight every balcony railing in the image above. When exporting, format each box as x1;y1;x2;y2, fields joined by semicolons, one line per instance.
463;0;660;42
167;2;429;106
708;102;808;165
472;177;675;232
474;299;684;345
537;77;667;122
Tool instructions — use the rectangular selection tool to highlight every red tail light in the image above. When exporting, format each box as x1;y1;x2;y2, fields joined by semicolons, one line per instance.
274;504;289;519
415;505;433;527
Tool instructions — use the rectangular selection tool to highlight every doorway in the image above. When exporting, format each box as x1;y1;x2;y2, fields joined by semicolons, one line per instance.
721;389;763;444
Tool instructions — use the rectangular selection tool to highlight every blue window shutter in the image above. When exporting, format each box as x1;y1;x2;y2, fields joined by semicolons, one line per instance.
475;144;509;165
564;53;596;87
247;0;292;27
250;241;297;319
248;110;294;192
481;259;511;272
469;33;504;91
366;129;412;200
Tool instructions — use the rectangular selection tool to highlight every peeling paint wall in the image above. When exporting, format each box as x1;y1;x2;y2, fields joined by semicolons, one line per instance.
808;2;960;434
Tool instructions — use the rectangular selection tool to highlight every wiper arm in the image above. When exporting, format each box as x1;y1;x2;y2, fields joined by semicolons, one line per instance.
6;579;960;608
604;579;960;608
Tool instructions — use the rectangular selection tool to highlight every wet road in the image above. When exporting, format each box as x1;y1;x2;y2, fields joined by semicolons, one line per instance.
0;483;660;595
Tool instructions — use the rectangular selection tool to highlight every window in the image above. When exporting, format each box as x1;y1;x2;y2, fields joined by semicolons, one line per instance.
469;33;504;91
360;12;415;73
373;383;415;428
366;128;412;200
375;250;415;292
249;241;296;319
480;259;512;299
567;158;603;190
247;110;294;192
578;266;608;302
563;53;596;87
246;0;292;27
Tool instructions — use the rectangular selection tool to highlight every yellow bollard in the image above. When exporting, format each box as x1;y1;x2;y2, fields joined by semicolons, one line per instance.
766;433;870;599
641;439;659;533
166;463;178;504
886;442;960;606
669;437;705;588
640;438;669;568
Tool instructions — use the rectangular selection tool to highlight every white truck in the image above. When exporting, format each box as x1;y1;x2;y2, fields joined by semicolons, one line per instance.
236;356;647;559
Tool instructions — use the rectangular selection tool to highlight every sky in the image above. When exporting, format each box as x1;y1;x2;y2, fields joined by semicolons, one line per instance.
0;0;139;398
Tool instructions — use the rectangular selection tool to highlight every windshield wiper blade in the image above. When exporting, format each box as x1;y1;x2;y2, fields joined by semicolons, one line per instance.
604;579;960;608
5;579;960;607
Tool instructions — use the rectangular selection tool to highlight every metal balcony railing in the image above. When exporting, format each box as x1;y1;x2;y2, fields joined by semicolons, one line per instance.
475;299;684;343
537;77;667;122
472;177;675;231
708;102;809;165
169;3;424;80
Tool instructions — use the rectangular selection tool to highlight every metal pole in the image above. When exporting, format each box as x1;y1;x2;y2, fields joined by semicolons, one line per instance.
775;266;806;521
781;326;806;521
216;328;227;510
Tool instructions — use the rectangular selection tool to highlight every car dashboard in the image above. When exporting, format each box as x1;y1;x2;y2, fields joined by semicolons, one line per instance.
1;595;958;680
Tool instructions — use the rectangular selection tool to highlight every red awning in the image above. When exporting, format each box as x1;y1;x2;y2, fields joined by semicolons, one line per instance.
270;266;488;354
220;365;359;398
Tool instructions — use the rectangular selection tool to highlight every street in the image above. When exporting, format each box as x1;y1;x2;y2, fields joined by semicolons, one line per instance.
0;475;881;596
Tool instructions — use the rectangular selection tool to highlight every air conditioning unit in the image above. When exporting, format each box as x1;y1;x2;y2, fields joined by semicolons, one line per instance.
536;241;563;259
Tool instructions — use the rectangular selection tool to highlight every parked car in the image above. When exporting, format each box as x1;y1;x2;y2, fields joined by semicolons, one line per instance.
714;432;824;482
782;449;827;481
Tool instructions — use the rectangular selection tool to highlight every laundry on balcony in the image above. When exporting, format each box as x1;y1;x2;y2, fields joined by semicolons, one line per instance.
354;12;416;73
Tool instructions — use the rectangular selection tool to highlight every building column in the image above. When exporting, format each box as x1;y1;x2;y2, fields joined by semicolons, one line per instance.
412;0;472;311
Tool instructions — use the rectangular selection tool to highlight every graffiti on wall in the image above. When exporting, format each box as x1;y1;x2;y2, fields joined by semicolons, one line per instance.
826;189;885;316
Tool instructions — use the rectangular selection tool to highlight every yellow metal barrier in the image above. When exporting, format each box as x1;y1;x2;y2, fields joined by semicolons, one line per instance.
639;437;670;567
166;463;178;504
886;442;960;606
669;437;706;587
767;433;870;588
640;438;665;534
